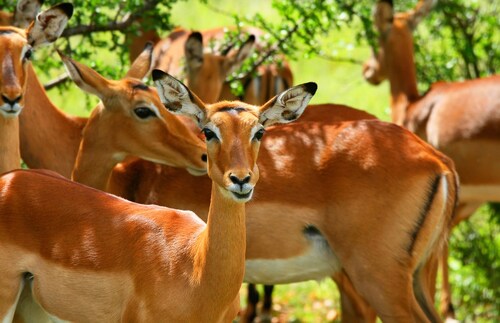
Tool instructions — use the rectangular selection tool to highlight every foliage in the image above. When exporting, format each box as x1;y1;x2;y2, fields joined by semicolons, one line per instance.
0;0;181;82
448;204;500;322
414;0;500;86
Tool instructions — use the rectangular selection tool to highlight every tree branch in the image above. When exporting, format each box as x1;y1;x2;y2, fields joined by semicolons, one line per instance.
44;73;69;91
61;0;161;37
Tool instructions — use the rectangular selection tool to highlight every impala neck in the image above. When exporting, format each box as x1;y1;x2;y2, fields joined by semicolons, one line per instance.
192;182;246;307
19;64;87;178
0;116;20;173
72;114;120;191
385;21;420;125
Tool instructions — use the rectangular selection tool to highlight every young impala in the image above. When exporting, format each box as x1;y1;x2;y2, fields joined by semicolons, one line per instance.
363;0;500;319
59;50;208;191
0;71;316;322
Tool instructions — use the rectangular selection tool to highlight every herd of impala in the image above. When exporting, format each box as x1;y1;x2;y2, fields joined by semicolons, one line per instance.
0;0;497;322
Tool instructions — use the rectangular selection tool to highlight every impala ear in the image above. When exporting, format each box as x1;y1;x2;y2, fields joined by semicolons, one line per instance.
59;51;113;102
225;34;255;75
26;2;73;48
259;82;317;127
373;0;393;35
152;69;207;127
185;32;204;71
407;0;437;30
126;41;154;79
13;0;43;28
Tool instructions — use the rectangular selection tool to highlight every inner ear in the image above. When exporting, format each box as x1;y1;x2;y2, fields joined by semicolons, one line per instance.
13;0;42;28
152;69;207;127
26;2;73;48
259;82;317;127
185;32;204;71
60;54;112;101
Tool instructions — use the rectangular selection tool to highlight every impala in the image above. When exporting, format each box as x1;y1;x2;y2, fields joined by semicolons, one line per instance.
59;50;208;191
129;26;294;106
0;0;86;179
109;79;458;322
130;26;379;321
0;2;72;175
363;0;500;319
0;71;316;322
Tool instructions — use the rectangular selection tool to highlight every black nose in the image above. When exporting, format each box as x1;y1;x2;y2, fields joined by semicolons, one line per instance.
1;94;22;106
230;174;251;186
201;154;207;162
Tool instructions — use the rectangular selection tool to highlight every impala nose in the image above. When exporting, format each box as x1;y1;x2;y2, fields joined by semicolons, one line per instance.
230;174;251;186
1;94;22;106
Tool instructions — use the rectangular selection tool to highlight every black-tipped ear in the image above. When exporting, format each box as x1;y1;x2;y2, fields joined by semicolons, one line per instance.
152;69;167;82
302;82;318;96
259;82;317;127
57;2;74;19
143;41;154;51
188;31;203;43
379;0;393;7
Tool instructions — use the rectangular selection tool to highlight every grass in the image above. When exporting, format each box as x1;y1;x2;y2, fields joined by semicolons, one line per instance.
34;0;496;322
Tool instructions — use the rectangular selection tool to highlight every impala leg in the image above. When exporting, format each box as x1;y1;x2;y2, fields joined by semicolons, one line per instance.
332;272;377;323
261;285;274;322
0;275;24;323
438;245;455;320
241;283;259;323
347;264;438;323
13;276;51;323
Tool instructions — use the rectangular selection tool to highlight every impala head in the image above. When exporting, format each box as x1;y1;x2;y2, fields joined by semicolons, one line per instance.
0;2;72;118
60;43;208;175
185;31;255;103
0;0;43;28
363;0;436;85
153;69;317;202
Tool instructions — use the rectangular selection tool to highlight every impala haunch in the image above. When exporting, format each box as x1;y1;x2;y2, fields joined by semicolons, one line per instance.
363;1;500;319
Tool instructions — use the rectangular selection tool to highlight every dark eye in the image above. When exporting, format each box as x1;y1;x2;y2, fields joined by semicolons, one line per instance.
202;128;218;141
134;107;157;119
253;128;265;141
23;48;33;61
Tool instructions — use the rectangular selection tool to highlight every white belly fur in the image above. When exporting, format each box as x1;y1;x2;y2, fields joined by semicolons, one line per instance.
244;229;341;284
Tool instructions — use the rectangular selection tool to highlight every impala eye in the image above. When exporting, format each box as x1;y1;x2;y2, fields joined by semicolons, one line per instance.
202;128;218;141
134;107;157;119
23;48;33;61
253;128;265;141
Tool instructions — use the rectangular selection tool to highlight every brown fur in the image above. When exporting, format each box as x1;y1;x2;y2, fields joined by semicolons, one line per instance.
62;53;207;191
0;97;276;321
363;1;500;320
128;26;294;105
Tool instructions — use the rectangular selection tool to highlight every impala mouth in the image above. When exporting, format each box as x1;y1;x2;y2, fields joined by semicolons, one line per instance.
231;189;253;201
186;167;207;176
0;105;22;118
